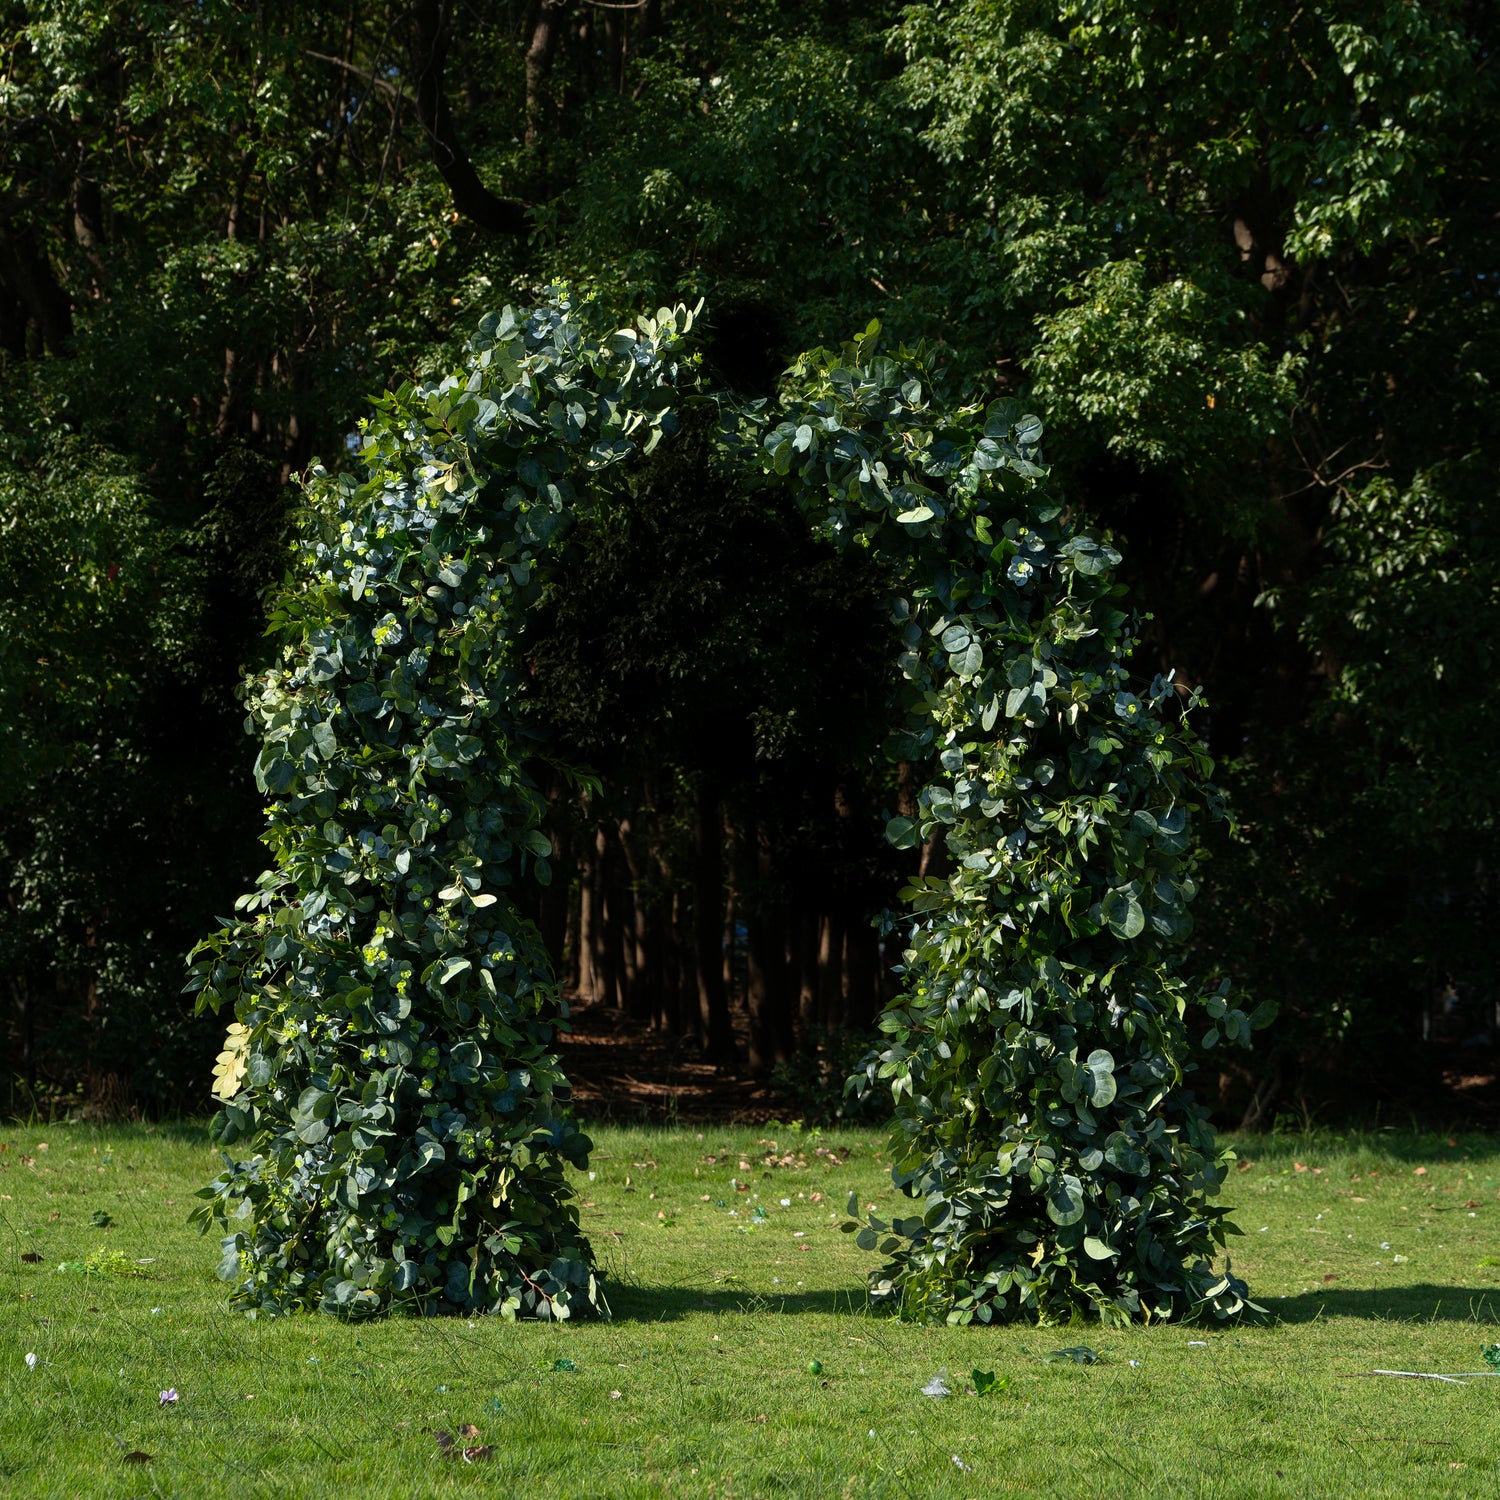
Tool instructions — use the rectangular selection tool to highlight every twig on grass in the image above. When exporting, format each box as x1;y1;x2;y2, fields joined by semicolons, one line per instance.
1348;1437;1453;1446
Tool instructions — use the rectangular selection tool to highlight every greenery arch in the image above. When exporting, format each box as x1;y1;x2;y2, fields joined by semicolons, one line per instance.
189;290;1267;1325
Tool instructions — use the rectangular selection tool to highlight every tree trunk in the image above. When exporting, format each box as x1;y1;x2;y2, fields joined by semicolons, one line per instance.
741;816;793;1072
617;818;655;1022
562;865;580;991
795;906;819;1031
0;225;73;356
536;819;569;973
845;916;877;1029
412;0;529;233
577;827;599;1001
692;784;738;1066
524;0;566;148
598;823;625;1011
817;909;844;1025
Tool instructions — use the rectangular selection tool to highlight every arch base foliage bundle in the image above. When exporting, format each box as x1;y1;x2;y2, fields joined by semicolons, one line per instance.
190;291;1267;1324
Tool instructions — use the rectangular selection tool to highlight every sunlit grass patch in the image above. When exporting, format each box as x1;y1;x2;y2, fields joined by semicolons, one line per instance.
2;1123;1499;1497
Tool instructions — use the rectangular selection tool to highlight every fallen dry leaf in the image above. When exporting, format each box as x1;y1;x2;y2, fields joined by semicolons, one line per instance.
1294;1162;1308;1173
461;1446;493;1463
20;1252;42;1263
1414;1167;1428;1177
458;1424;480;1439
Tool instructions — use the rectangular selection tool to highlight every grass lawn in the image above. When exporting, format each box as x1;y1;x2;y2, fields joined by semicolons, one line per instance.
3;1120;1500;1498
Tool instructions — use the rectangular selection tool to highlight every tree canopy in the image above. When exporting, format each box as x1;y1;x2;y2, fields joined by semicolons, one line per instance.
2;0;1496;1124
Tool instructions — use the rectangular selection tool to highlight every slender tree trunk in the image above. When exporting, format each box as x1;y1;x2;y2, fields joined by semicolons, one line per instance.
599;825;625;1011
0;225;73;355
577;828;599;1001
692;784;738;1066
669;889;691;1037
604;7;624;93
617;817;654;1022
413;0;528;233
562;867;580;991
525;0;566;148
535;804;569;971
817;909;844;1025
741;815;794;1072
845;917;877;1028
796;906;818;1031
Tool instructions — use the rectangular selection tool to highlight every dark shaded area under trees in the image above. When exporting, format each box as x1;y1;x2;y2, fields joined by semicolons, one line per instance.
2;0;1496;1126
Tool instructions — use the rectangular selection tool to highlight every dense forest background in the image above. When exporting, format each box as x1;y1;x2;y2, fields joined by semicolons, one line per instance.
2;0;1496;1125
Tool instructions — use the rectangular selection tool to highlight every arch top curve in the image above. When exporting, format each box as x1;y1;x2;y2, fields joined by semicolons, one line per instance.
191;289;1262;1326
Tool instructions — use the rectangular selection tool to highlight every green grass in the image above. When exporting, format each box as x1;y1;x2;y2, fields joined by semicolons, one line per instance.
3;1122;1500;1498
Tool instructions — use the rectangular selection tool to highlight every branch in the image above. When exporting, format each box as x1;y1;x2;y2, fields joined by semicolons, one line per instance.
412;0;528;236
303;49;401;103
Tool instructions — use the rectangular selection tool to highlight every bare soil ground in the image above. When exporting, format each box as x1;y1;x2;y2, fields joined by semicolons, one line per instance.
556;992;799;1123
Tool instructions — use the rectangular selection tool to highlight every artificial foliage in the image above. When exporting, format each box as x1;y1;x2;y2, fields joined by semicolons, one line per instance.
740;334;1274;1325
188;294;695;1318
191;291;1266;1323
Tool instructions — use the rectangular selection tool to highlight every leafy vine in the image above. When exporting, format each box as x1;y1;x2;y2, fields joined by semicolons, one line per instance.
190;293;1266;1324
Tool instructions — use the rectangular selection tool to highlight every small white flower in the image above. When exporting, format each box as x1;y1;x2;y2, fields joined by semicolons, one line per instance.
1381;1242;1391;1250
24;1352;37;1371
780;1198;791;1207
951;1455;973;1472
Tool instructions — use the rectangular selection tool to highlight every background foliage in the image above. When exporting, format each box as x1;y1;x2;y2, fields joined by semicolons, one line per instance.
2;0;1496;1123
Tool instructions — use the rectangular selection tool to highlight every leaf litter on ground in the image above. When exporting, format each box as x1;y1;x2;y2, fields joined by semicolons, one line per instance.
434;1426;493;1462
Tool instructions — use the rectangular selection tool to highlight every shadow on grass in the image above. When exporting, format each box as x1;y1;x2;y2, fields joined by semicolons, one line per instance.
1228;1128;1500;1166
607;1282;1500;1327
604;1281;874;1322
1265;1283;1500;1324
